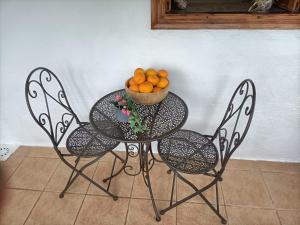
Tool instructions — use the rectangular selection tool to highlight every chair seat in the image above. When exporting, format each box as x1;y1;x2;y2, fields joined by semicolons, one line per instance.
158;129;218;174
66;123;119;157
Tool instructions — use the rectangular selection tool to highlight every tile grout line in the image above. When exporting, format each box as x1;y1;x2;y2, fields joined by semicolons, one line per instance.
22;157;61;225
72;194;87;225
4;156;26;183
275;210;283;225
22;190;43;225
73;158;100;225
259;171;276;208
6;185;193;203
258;170;300;175
259;170;283;225
43;158;61;190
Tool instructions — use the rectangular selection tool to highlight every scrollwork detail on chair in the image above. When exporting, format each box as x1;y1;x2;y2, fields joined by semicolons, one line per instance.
54;112;74;144
214;79;256;165
25;67;78;147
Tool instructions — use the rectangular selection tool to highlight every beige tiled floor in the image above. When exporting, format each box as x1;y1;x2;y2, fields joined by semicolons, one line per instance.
0;146;300;225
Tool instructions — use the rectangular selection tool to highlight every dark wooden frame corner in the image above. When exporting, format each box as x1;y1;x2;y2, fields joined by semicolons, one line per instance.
151;0;300;29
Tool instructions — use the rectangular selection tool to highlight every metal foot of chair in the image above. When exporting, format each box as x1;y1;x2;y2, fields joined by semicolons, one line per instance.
156;216;161;222
167;169;172;174
113;196;118;201
160;210;165;215
221;218;227;224
59;192;64;198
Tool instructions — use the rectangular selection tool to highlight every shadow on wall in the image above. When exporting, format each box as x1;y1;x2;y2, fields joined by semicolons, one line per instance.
60;65;94;120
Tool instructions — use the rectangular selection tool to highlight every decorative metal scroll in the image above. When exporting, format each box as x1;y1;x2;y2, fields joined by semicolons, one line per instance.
25;67;80;146
212;79;256;166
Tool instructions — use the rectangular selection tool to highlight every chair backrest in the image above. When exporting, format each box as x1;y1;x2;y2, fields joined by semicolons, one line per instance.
25;67;80;148
211;79;256;172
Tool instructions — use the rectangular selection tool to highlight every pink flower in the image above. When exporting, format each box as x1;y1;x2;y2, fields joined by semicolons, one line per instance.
120;99;127;105
121;109;127;115
121;109;131;117
115;95;122;101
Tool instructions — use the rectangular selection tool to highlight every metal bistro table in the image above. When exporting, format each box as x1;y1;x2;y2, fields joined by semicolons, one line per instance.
89;89;188;221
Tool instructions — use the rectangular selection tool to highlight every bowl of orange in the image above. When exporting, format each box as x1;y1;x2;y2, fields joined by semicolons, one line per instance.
125;68;169;105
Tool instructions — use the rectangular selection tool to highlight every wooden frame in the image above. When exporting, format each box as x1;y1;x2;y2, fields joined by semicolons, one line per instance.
151;0;300;29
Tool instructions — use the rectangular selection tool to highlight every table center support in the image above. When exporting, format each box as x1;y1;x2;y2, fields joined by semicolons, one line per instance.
103;142;162;221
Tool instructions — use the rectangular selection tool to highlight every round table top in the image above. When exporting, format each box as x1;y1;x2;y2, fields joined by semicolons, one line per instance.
89;89;188;143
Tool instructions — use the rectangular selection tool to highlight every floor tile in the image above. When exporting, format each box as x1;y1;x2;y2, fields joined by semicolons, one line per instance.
75;195;129;225
226;159;260;171
177;173;224;204
88;160;134;198
100;150;127;162
132;163;174;200
0;155;24;181
12;146;30;157
259;161;300;173
7;157;59;190
226;206;281;225
222;170;273;207
263;172;300;209
277;210;300;225
126;199;175;225
26;146;58;158
4;146;299;225
25;192;84;225
177;203;227;225
46;158;98;194
0;189;40;225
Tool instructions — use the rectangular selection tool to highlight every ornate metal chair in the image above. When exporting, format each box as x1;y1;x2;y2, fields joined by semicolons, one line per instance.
25;67;124;200
158;79;256;224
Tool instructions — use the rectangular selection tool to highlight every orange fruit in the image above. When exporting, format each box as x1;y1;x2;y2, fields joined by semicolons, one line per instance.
157;78;169;89
129;77;136;86
139;82;153;93
133;72;146;84
134;68;144;76
158;69;168;78
145;68;157;77
147;75;160;86
152;87;162;93
129;84;139;92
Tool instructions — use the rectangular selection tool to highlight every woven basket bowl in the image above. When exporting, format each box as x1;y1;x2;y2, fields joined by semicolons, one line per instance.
125;79;169;105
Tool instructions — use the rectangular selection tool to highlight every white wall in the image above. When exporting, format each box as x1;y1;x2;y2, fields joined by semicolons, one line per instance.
0;0;299;162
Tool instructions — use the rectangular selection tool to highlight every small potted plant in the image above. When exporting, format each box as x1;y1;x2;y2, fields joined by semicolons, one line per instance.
111;94;148;134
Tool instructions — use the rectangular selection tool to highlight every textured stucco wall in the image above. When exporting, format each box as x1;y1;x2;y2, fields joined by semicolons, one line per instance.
0;0;299;161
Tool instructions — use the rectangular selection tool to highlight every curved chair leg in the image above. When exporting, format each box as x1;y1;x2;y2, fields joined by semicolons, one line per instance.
103;155;126;183
110;150;125;163
60;157;81;198
160;172;227;223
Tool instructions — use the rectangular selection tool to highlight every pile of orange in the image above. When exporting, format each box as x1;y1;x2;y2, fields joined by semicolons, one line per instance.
128;68;169;93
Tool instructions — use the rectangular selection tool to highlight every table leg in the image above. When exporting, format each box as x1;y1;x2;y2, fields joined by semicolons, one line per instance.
102;142;161;221
142;142;161;222
149;143;164;163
